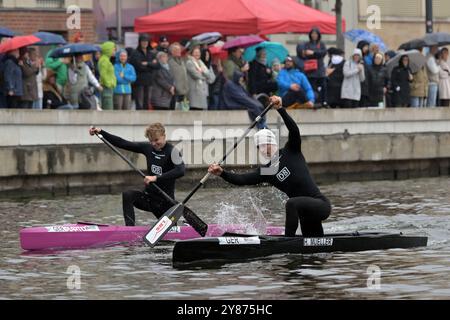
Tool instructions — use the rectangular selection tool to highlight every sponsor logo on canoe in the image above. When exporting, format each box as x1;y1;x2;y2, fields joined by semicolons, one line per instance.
276;167;291;182
304;238;334;247
218;237;261;246
169;226;181;233
46;225;100;233
146;216;173;244
151;165;163;176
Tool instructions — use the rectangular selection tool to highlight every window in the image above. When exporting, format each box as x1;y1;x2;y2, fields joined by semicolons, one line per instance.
433;0;450;18
365;0;422;17
35;0;64;9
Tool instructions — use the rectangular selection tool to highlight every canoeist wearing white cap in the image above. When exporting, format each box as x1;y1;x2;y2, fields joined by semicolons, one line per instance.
209;96;331;237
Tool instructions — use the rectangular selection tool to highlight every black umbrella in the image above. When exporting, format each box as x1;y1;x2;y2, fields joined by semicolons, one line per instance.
50;43;100;58
386;50;427;75
399;32;450;50
423;32;450;47
399;38;435;50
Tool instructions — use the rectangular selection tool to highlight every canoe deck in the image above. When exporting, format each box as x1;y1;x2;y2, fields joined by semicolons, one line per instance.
172;232;429;267
19;222;285;251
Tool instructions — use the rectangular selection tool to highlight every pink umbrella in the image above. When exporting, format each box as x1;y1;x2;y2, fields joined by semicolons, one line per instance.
0;35;41;53
223;35;265;50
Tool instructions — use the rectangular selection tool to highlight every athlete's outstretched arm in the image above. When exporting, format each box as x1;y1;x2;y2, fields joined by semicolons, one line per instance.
221;170;264;186
91;128;146;154
209;164;263;186
270;96;302;152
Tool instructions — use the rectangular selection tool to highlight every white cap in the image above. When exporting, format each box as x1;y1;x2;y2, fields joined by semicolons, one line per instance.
353;48;362;57
254;129;278;147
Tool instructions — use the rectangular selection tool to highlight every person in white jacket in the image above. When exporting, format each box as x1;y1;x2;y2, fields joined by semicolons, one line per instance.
426;46;440;107
438;48;450;107
341;48;365;108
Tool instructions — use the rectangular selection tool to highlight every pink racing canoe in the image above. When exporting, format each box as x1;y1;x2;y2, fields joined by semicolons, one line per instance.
20;222;285;251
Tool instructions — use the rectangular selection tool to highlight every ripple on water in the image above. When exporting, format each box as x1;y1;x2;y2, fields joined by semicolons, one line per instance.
0;177;449;299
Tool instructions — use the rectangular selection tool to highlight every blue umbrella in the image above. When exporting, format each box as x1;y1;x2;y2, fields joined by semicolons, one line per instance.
243;41;289;66
344;29;388;52
34;32;67;46
0;26;15;38
50;43;100;58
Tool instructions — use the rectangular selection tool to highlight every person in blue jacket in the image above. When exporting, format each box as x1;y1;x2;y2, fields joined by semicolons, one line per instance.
222;71;268;130
114;49;137;110
277;56;315;109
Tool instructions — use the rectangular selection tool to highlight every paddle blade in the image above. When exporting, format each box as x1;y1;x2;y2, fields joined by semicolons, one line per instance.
183;207;208;237
144;204;185;248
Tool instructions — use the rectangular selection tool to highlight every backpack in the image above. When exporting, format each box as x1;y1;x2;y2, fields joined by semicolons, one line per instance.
78;87;97;110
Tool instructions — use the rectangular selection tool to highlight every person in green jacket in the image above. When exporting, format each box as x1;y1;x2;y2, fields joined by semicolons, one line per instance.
45;48;69;93
98;41;117;110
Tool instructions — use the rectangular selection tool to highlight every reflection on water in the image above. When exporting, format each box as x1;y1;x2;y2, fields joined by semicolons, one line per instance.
0;177;449;300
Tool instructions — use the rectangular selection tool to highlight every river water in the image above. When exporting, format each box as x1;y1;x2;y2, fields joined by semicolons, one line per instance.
1;177;449;300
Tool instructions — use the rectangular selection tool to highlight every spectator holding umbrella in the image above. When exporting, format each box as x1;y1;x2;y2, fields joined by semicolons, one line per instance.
168;42;189;110
357;40;371;107
2;48;23;108
0;37;13;109
186;46;216;110
297;28;328;107
65;54;103;109
384;50;397;108
391;55;413;108
248;47;278;97
130;34;160;110
426;46;440;107
19;47;39;109
114;49;136;110
98;41;117;110
151;51;175;110
438;48;450;107
223;47;249;80
368;52;388;107
410;48;428;108
341;49;365;109
0;35;40;108
326;47;345;108
0;37;10;108
45;47;69;94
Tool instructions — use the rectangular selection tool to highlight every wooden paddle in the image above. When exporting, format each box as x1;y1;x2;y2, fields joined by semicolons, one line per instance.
94;131;208;237
144;102;275;248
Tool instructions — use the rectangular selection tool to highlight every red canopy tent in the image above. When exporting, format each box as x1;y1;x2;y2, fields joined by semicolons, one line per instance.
134;0;345;37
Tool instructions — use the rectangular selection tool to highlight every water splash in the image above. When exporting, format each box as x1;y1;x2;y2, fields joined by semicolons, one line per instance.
213;192;269;235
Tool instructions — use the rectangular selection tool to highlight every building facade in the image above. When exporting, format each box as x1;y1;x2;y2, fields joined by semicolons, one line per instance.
357;0;450;50
2;0;450;53
0;0;97;42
